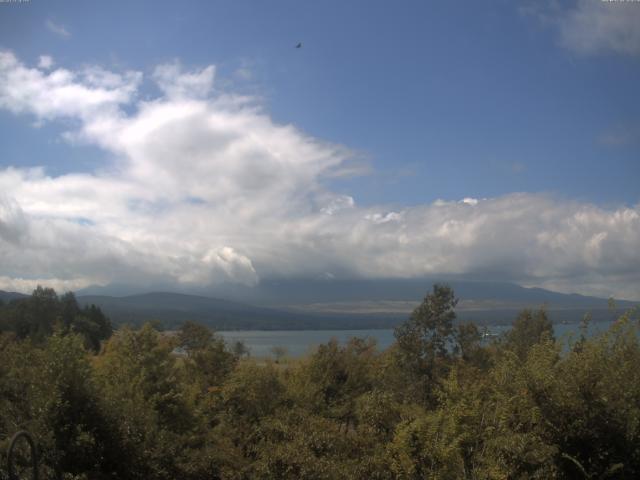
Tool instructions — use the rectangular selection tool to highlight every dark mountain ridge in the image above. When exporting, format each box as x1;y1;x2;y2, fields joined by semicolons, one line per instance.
200;277;638;309
0;290;28;303
3;280;636;330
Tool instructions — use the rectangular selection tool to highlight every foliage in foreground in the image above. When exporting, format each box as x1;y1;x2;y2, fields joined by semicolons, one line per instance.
0;285;639;479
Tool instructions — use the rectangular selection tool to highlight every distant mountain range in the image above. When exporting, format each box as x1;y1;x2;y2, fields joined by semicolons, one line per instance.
0;290;28;304
2;279;637;330
75;292;340;330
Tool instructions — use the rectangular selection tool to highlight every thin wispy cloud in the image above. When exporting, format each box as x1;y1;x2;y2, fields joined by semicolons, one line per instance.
234;67;252;81
46;19;71;38
0;50;639;299
524;0;640;56
513;163;526;174
37;55;54;70
598;124;640;147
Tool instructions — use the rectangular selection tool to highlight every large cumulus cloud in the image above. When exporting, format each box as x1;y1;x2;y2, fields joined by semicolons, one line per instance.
0;50;639;299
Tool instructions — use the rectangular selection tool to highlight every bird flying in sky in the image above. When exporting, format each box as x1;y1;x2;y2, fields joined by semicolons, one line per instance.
295;42;302;48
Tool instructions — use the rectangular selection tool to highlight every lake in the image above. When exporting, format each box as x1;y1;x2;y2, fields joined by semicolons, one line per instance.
218;320;616;358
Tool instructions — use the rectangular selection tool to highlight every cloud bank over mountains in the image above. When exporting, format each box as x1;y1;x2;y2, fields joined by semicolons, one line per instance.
1;50;639;299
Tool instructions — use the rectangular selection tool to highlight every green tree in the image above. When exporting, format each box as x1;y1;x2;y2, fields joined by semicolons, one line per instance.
504;308;554;361
290;337;377;431
0;334;120;479
178;320;214;351
9;286;58;341
524;317;640;478
271;345;288;363
78;303;113;351
394;284;458;405
388;410;466;479
209;362;287;478
453;322;484;363
178;321;237;392
253;408;379;480
95;323;193;479
232;340;250;358
0;289;112;351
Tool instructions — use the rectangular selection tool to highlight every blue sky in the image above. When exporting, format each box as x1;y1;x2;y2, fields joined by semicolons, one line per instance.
2;0;638;204
0;0;639;299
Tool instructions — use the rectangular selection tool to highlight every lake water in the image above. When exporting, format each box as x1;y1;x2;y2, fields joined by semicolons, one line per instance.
218;321;616;358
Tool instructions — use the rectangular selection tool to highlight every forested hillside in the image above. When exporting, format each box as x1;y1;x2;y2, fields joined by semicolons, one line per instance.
1;285;639;479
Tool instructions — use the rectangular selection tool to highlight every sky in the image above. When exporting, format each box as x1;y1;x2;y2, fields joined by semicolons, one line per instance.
0;0;639;300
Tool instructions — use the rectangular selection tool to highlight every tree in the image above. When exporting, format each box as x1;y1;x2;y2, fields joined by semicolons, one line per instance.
68;304;113;353
0;333;120;479
290;337;377;431
504;308;554;361
394;284;458;405
232;340;250;358
178;321;214;351
388;410;466;479
94;324;193;479
38;334;118;478
454;322;481;361
271;345;288;363
0;289;112;350
178;320;237;391
525;317;640;478
58;291;80;332
10;286;58;341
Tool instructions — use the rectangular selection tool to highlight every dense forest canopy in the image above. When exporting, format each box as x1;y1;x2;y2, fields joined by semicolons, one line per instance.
0;285;639;479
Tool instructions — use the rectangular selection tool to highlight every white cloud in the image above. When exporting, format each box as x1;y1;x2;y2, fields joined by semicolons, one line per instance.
46;19;71;38
321;195;355;215
0;50;141;122
525;0;640;56
560;0;640;56
0;276;97;295
152;62;215;99
365;211;403;224
38;55;54;70
0;50;639;300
